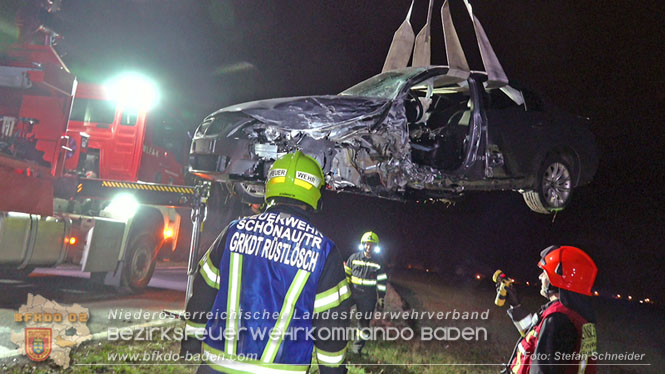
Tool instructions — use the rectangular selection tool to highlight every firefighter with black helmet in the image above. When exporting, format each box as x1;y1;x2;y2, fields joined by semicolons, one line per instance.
344;231;387;354
180;150;352;373
500;246;598;374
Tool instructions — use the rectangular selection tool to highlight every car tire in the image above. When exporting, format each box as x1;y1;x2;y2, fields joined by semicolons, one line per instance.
522;155;574;214
122;231;158;292
232;182;265;204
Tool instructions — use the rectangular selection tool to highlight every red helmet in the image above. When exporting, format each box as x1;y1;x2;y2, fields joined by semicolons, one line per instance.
538;246;597;296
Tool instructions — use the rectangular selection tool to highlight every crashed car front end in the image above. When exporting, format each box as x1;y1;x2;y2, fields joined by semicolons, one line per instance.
189;94;447;198
189;66;473;199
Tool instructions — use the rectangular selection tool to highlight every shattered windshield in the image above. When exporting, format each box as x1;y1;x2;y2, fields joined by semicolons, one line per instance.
340;68;426;99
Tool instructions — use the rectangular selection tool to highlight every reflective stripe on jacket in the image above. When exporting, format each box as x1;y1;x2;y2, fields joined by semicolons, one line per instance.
181;206;351;374
344;252;387;298
509;300;597;374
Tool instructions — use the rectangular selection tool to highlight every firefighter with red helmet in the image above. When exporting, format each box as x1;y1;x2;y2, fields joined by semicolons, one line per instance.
501;246;598;374
344;231;387;354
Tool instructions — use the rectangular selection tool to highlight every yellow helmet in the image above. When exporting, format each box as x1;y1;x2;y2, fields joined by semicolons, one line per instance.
264;150;325;210
360;231;379;244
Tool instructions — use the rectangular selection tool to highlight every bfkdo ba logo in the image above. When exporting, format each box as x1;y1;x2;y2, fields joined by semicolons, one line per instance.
25;328;52;361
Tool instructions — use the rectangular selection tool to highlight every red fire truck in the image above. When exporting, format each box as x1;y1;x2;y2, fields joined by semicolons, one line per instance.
0;14;194;291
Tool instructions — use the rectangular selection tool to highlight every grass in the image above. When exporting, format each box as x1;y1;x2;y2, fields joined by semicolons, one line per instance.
345;340;507;374
3;338;195;374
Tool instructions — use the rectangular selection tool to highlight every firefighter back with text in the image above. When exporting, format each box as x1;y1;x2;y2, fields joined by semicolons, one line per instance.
344;231;387;354
180;150;352;373
500;246;598;374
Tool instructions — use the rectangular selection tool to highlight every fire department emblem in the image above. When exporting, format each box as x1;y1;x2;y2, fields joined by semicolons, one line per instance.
25;328;52;361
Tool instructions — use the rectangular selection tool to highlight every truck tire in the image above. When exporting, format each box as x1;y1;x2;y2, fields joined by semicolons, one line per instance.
522;155;574;214
122;231;159;292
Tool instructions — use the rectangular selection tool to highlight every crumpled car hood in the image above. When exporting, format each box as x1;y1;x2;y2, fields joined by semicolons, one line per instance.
216;95;391;131
196;92;448;196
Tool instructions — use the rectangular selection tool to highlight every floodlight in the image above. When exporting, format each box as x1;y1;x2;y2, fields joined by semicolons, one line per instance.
104;72;160;111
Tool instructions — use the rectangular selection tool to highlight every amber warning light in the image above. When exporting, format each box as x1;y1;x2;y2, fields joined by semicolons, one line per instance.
163;228;174;239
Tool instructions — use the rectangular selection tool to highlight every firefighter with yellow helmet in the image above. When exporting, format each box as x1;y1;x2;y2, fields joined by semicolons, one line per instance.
181;150;352;373
344;231;387;354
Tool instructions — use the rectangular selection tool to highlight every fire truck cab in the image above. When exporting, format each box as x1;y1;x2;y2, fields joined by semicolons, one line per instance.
0;20;190;291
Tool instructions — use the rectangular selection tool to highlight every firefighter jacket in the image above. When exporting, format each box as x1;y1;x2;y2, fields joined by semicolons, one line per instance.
344;252;387;300
506;300;597;374
180;205;352;374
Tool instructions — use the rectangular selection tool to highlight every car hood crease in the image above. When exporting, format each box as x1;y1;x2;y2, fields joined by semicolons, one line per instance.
219;95;391;132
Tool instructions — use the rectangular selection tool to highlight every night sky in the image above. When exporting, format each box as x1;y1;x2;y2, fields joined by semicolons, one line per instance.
1;1;663;300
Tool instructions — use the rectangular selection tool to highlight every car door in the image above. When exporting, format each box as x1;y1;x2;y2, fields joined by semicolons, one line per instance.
485;88;551;177
402;70;485;178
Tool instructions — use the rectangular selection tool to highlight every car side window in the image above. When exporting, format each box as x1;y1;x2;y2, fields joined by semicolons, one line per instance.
487;88;520;110
522;89;544;112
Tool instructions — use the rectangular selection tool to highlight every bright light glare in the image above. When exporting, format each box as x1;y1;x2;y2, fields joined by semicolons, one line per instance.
104;73;160;111
163;227;174;239
105;193;140;220
358;243;380;253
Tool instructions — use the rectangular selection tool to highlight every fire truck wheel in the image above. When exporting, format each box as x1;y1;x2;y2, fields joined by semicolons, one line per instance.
122;232;158;292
